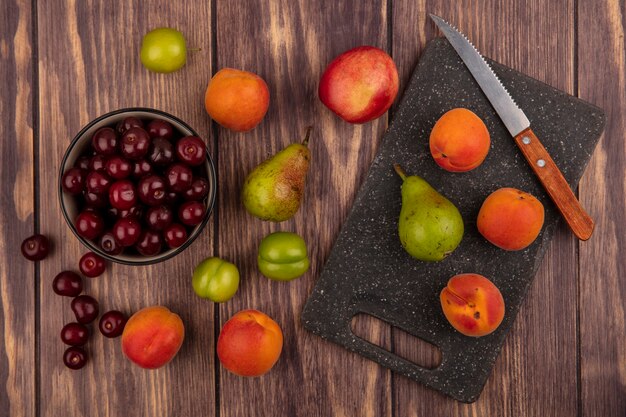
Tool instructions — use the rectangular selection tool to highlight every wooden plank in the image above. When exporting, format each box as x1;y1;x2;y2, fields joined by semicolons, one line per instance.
577;1;626;416
36;1;215;416
215;1;392;416
391;1;578;415
0;0;36;416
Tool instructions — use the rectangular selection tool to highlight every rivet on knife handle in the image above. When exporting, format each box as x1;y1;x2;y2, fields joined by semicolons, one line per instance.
514;128;594;240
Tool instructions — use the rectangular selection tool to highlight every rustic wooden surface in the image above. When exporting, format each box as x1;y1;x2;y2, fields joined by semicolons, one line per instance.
1;1;624;416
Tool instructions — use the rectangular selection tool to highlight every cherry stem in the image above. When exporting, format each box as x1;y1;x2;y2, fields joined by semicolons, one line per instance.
393;163;407;180
302;126;313;146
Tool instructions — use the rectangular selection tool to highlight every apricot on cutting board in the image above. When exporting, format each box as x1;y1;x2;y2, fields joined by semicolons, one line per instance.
429;108;491;172
440;273;505;337
477;187;545;251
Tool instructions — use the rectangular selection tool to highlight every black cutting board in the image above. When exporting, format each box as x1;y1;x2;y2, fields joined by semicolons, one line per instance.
301;38;605;403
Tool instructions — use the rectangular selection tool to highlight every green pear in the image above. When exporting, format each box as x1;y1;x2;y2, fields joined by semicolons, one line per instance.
242;127;312;222
394;164;464;261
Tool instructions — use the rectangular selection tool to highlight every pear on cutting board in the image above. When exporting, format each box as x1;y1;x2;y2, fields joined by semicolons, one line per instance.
242;127;312;222
394;164;464;261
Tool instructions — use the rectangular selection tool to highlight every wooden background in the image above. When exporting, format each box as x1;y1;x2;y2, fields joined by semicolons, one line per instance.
1;0;624;416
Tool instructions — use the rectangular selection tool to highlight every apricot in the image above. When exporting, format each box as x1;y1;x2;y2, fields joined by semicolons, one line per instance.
121;306;184;369
477;187;545;251
217;309;283;377
440;273;505;337
429;108;490;172
204;68;270;132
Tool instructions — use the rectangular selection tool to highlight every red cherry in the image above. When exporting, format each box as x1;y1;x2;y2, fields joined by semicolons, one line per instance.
108;180;137;210
164;223;188;248
79;252;106;277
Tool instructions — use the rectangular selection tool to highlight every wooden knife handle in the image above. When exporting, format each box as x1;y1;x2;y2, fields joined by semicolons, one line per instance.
513;128;594;240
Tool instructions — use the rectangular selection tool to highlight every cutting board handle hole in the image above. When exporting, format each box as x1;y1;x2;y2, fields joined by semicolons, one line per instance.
351;313;442;370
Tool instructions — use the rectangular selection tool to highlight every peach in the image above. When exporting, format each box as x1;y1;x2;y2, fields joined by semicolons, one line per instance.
429;108;491;172
440;273;505;337
204;68;270;132
318;46;399;124
121;306;184;369
477;187;545;251
217;309;283;377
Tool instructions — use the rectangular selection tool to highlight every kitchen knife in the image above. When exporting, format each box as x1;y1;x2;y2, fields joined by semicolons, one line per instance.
430;14;594;240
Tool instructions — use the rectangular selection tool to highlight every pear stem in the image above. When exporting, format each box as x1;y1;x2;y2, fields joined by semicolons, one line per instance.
393;163;407;180
188;47;202;52
302;126;313;146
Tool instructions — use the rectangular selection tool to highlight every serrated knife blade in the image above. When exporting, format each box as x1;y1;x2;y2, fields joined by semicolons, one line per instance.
429;14;594;240
430;14;530;137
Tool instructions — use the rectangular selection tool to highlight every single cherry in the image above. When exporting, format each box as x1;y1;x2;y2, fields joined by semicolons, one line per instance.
183;177;210;201
132;159;153;178
118;204;144;220
112;218;142;247
92;127;118;155
146;119;174;140
175;136;206;166
89;154;108;172
108;180;137;210
71;295;99;324
165;191;179;205
166;163;193;192
135;230;163;256
164;223;188;248
121;127;151;160
99;231;123;255
60;322;89;346
145;205;173;231
79;252;106;277
138;175;167;206
86;171;112;194
75;210;104;240
98;311;128;338
105;156;132;180
52;271;83;296
21;234;50;261
83;191;107;208
63;346;87;370
178;201;206;226
62;168;86;194
148;137;174;166
116;116;143;135
75;156;91;171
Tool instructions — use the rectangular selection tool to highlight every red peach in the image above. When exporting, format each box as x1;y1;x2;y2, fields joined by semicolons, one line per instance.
204;68;270;132
217;309;283;377
319;46;399;124
121;306;184;369
429;108;491;172
477;187;545;251
440;273;505;337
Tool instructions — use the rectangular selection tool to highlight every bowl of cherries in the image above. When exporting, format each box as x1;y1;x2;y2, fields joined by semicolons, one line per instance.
59;108;216;265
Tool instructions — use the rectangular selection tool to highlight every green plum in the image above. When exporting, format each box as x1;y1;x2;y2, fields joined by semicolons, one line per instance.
140;28;187;73
192;257;239;303
258;232;310;281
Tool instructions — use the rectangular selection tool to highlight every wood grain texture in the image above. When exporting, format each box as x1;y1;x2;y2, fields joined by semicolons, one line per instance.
0;0;35;416
36;1;215;416
0;0;624;415
215;1;392;416
577;0;626;415
391;1;579;415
